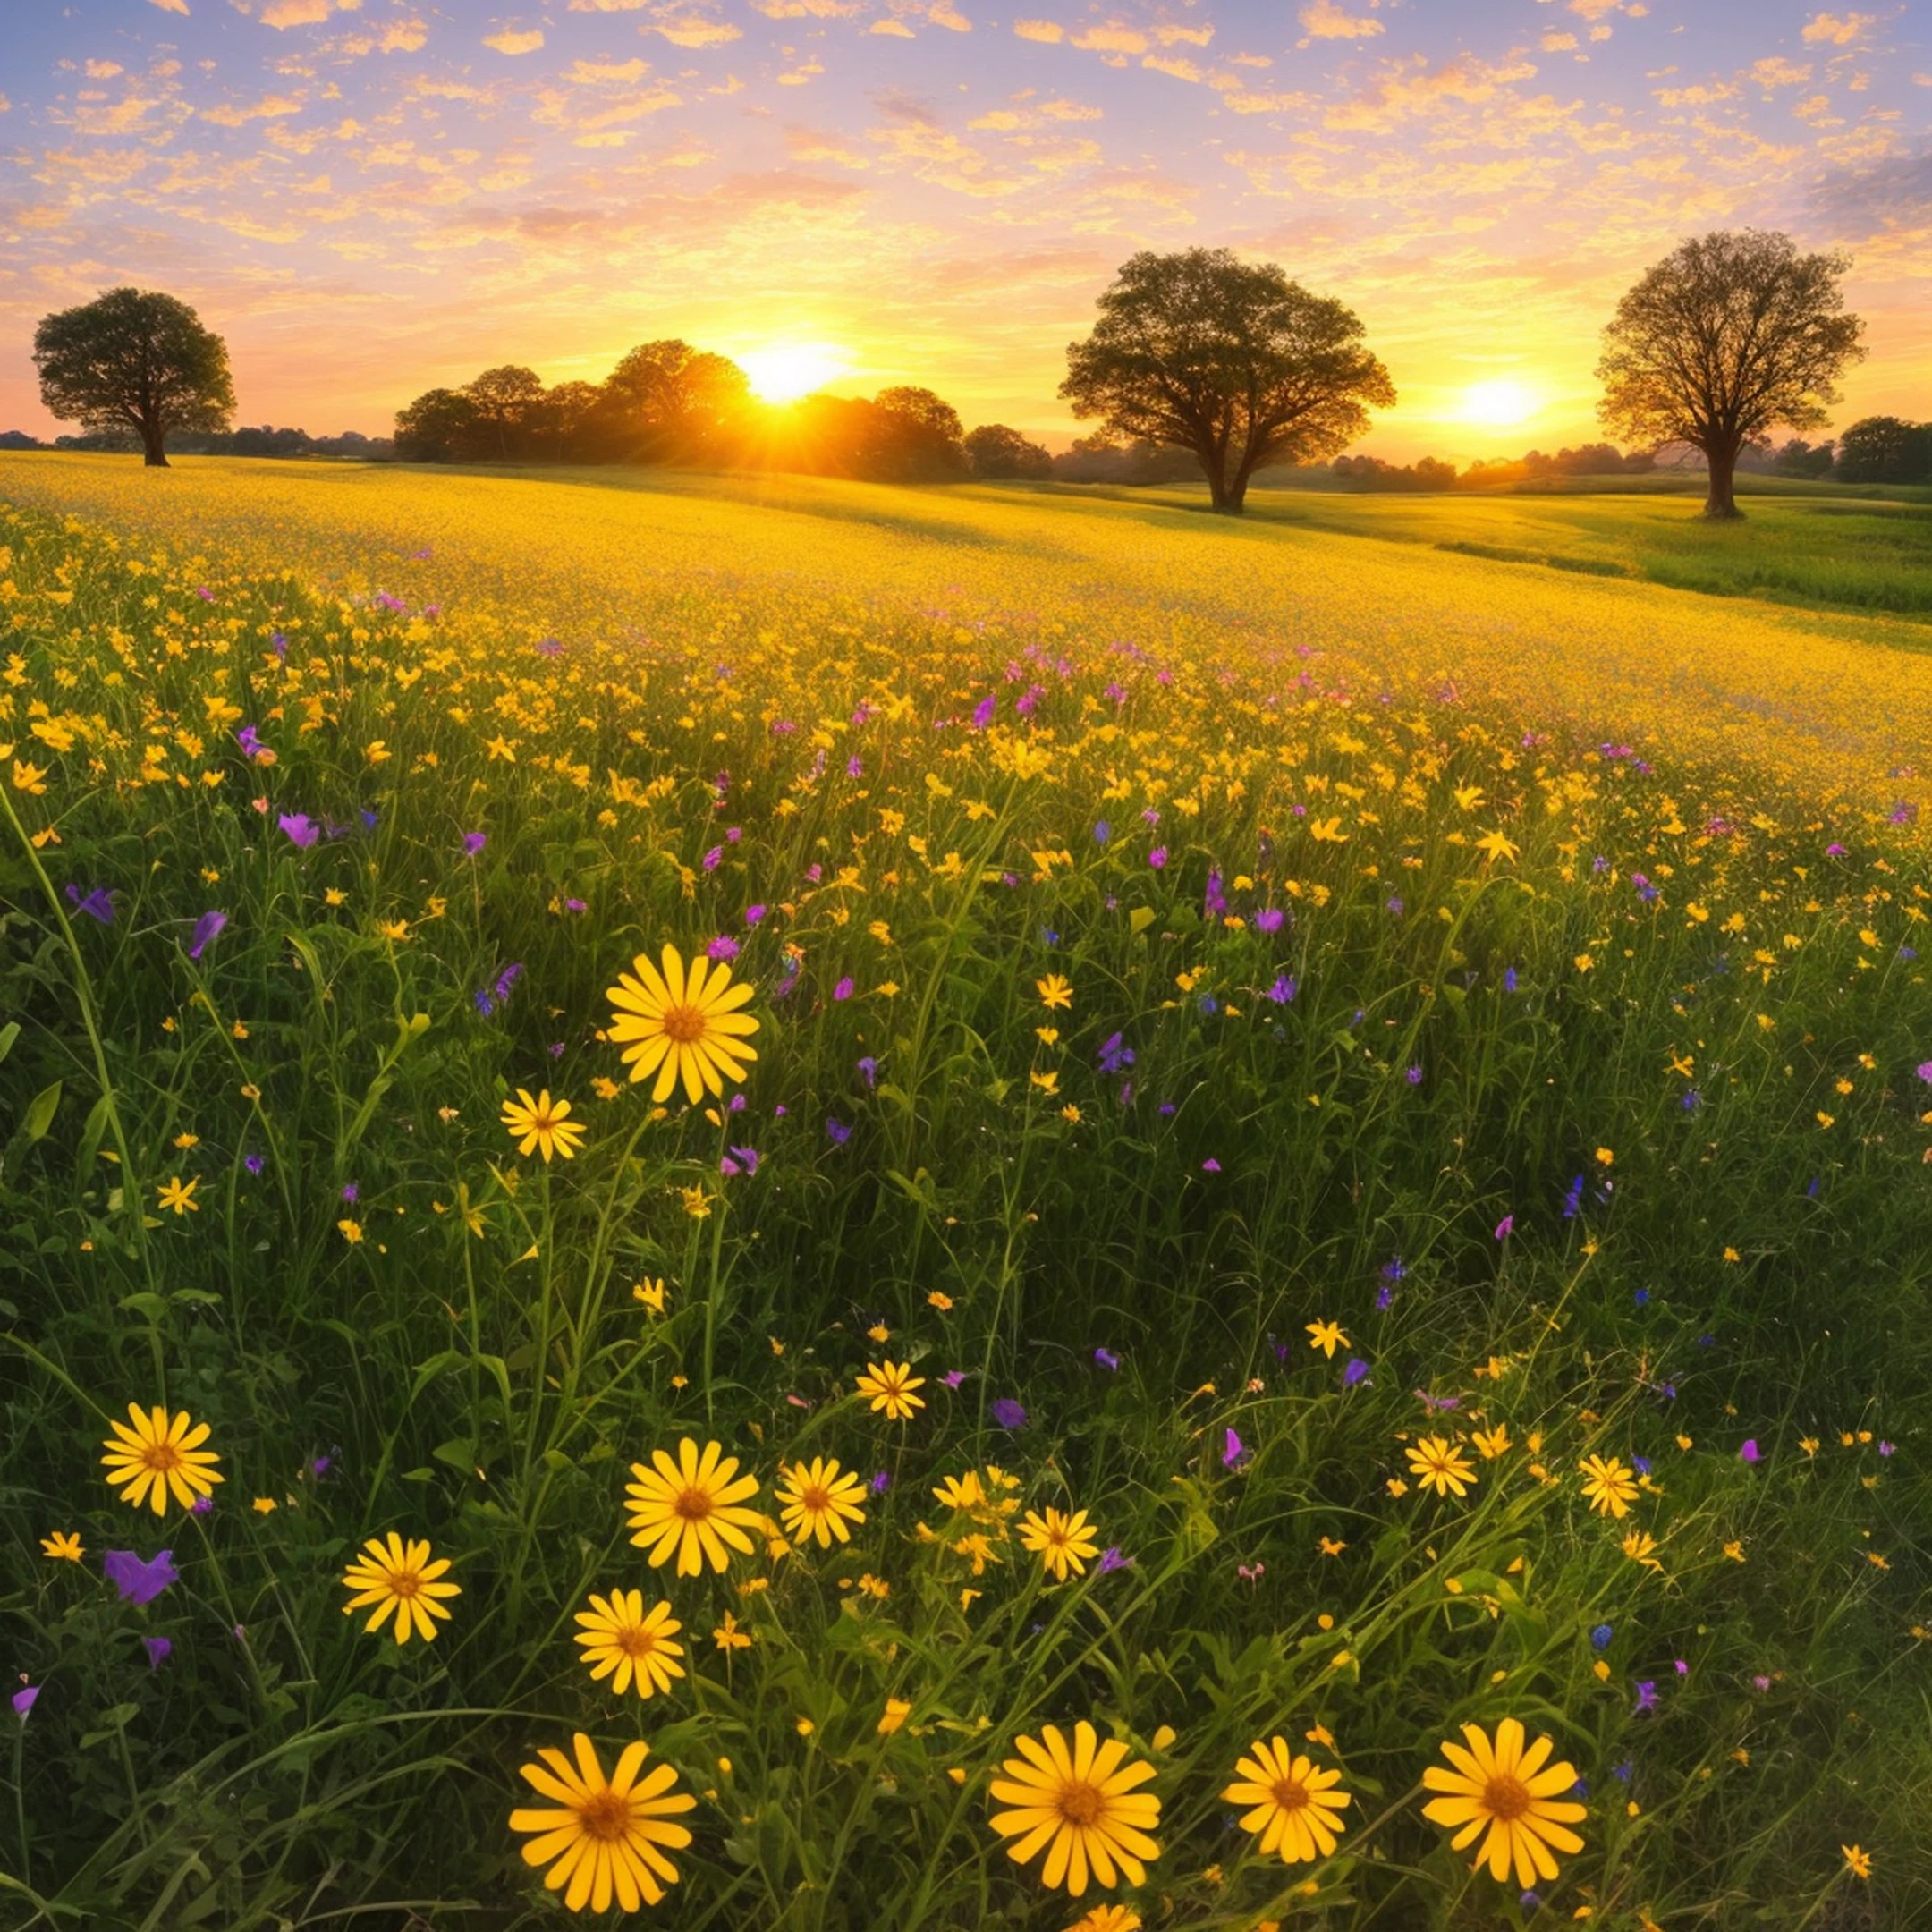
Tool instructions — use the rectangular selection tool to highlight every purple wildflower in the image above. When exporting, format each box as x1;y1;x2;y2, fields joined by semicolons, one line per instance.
833;977;854;1001
745;903;767;926
65;885;115;924
869;1470;891;1495
1343;1357;1371;1386
187;910;227;960
277;814;318;849
826;1118;851;1146
942;1370;966;1389
990;1398;1029;1430
1495;1215;1514;1241
707;936;741;962
12;1685;38;1719
1265;973;1297;1004
1634;1680;1658;1713
1255;907;1284;934
1094;1347;1121;1371
244;1153;265;1174
1097;1033;1134;1074
1740;1439;1760;1463
1222;1428;1250;1470
143;1637;173;1670
1097;1546;1131;1573
1148;846;1167;869
857;1055;878;1089
462;832;487;856
1093;820;1111;843
104;1550;178;1606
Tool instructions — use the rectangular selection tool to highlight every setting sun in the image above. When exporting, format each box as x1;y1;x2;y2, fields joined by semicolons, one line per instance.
1459;378;1541;429
741;344;847;405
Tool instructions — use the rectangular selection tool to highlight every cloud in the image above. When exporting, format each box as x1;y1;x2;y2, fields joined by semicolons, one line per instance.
324;19;428;53
258;0;363;25
1801;11;1874;45
1154;23;1212;46
645;12;741;46
570;58;653;81
1326;55;1539;132
146;0;191;12
756;0;861;14
199;91;305;123
1299;0;1384;42
483;29;545;54
869;17;914;32
1012;18;1062;41
928;3;972;30
1749;57;1812;89
1069;24;1147;54
1541;31;1578;51
1653;80;1737;106
84;60;127;79
569;0;648;9
0;94;10;113
776;59;826;83
1038;96;1099;119
1142;55;1202;82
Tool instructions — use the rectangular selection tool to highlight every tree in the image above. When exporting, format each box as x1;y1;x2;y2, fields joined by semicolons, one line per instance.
394;387;482;462
599;340;751;462
965;423;1055;479
1596;230;1865;519
462;365;547;462
872;386;968;479
541;380;605;463
1060;248;1394;514
33;287;234;468
1832;416;1932;486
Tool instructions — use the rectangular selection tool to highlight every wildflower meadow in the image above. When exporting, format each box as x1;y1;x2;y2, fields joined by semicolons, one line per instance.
1;455;1928;1930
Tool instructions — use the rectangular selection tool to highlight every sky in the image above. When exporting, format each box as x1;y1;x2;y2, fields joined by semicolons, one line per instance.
0;0;1925;461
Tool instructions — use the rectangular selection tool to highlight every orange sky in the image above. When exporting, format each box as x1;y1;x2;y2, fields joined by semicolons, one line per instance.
0;0;1925;460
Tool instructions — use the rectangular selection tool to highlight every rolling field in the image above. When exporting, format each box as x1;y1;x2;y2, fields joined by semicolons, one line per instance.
1;456;1928;1931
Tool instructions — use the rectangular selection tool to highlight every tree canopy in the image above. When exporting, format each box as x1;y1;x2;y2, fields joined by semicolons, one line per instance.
1596;229;1865;519
32;287;234;468
1059;248;1394;513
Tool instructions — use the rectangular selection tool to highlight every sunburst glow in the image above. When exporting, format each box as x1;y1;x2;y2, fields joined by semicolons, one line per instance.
741;345;847;405
1459;379;1541;429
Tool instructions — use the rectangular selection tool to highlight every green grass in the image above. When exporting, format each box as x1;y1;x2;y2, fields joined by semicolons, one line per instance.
1190;486;1932;621
0;468;1928;1931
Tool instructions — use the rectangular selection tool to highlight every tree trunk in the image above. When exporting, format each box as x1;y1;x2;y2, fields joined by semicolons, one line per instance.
1200;446;1230;512
1700;440;1741;520
140;418;169;468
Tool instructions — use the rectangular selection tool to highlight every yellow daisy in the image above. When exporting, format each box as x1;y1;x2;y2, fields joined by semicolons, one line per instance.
1579;1454;1640;1519
1019;1506;1100;1582
1420;1717;1587;1888
987;1719;1162;1897
1067;1908;1142;1932
606;943;759;1104
41;1530;84;1562
775;1455;869;1547
1223;1737;1352;1864
1406;1435;1477;1500
500;1088;587;1162
509;1732;696;1912
340;1532;462;1644
100;1403;223;1514
623;1437;762;1575
573;1590;686;1699
854;1360;926;1420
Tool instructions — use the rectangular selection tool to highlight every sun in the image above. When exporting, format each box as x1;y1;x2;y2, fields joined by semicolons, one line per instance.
741;344;846;405
1459;378;1541;429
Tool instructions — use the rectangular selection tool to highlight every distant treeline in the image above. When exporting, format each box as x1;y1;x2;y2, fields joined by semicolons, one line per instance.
0;424;393;459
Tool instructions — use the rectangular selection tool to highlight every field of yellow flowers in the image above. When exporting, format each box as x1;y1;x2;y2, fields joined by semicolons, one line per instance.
1;453;1928;1931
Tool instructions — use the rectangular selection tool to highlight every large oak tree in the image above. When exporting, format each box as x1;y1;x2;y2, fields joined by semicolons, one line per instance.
1596;229;1865;519
33;287;234;468
1060;249;1394;514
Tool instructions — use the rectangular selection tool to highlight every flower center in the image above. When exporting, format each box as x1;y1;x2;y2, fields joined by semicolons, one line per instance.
674;1485;714;1522
616;1624;659;1658
389;1567;422;1598
801;1484;833;1514
662;1003;708;1044
1058;1781;1106;1828
140;1442;184;1475
1270;1775;1310;1813
1482;1772;1531;1821
579;1788;634;1843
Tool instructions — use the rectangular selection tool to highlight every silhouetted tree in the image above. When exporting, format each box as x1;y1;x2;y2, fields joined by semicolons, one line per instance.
463;365;547;462
1597;230;1865;519
1060;249;1394;514
872;386;968;479
394;388;482;462
599;341;751;462
33;287;234;468
1832;416;1931;486
965;423;1055;479
542;380;605;463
